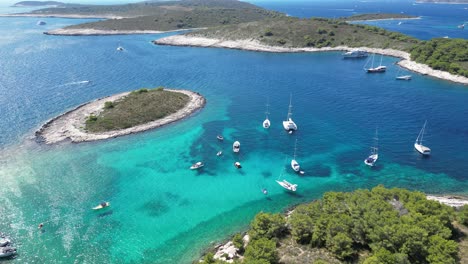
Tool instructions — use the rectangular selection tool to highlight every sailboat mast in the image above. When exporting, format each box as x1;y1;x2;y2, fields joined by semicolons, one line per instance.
420;120;427;144
265;97;270;118
287;94;292;120
372;128;378;154
379;54;383;66
293;139;298;159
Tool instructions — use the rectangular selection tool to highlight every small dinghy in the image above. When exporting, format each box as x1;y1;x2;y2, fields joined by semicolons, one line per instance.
190;162;204;170
0;247;16;258
216;151;223;156
92;201;110;210
262;188;268;195
234;162;242;169
217;135;224;141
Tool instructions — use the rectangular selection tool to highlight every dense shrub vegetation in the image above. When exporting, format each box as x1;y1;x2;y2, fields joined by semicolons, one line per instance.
410;38;468;77
200;186;465;264
85;88;189;132
190;17;420;51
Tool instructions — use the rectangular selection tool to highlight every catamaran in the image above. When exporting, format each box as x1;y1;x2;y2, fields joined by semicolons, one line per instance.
282;94;297;133
263;97;271;129
364;128;379;166
233;141;240;153
414;121;431;155
364;54;386;73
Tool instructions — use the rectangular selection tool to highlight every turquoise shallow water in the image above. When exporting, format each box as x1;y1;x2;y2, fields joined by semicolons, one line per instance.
0;2;468;263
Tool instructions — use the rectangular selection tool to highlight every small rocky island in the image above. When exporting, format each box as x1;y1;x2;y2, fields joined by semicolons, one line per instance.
36;87;205;144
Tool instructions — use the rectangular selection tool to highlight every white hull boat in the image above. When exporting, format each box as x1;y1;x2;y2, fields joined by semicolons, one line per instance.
276;180;297;192
364;128;379;167
92;202;110;210
291;159;300;172
263;97;271;129
415;121;431;155
396;75;412;80
233;141;240;153
190;162;204;170
364;54;386;73
263;118;271;128
283;94;297;133
343;49;368;58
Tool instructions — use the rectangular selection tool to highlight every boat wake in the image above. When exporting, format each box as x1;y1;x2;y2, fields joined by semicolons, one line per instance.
57;80;91;87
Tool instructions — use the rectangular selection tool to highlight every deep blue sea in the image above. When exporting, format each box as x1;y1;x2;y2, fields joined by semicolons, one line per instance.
0;1;467;263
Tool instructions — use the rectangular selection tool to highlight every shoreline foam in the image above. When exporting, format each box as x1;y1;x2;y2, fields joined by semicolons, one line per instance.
35;89;205;144
154;35;468;85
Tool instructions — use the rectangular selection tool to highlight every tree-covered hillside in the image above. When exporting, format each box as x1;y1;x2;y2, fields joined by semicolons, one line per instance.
200;186;467;264
411;38;468;77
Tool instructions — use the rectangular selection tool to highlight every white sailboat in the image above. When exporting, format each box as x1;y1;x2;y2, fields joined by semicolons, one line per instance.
364;54;386;73
364;128;379;166
263;97;271;129
414;121;431;155
396;67;412;80
233;141;240;153
276;179;297;192
282;94;297;133
291;139;304;174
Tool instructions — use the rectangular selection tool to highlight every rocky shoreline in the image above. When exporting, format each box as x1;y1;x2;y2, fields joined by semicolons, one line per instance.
44;28;166;36
0;13;121;19
35;89;205;144
154;35;468;85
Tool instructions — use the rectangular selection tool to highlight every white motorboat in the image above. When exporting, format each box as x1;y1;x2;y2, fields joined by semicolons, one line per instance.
263;97;271;128
282;94;297;132
396;67;412;80
217;135;224;141
0;237;10;247
364;54;386;73
364;128;379;166
234;161;242;168
291;139;301;172
216;151;223;156
343;49;368;58
92;201;110;210
396;75;412;80
275;179;297;192
414;121;431;155
0;247;16;258
233;141;240;153
190;162;204;170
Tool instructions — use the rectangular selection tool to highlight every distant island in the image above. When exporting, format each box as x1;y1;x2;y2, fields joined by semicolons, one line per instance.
416;0;468;3
342;13;419;21
3;0;467;83
197;186;468;264
12;1;65;7
36;87;205;144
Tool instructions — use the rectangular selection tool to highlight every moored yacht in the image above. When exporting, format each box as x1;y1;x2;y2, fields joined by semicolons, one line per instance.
414;121;431;155
364;128;379;166
190;162;204;170
282;94;297;133
233;141;240;153
275;179;297;192
343;49;368;58
364;54;386;73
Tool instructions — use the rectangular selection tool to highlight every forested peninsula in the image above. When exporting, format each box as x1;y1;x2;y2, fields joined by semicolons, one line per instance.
198;186;468;264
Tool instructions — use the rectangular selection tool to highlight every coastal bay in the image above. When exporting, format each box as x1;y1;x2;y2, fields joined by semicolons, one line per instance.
0;0;468;263
154;35;468;85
